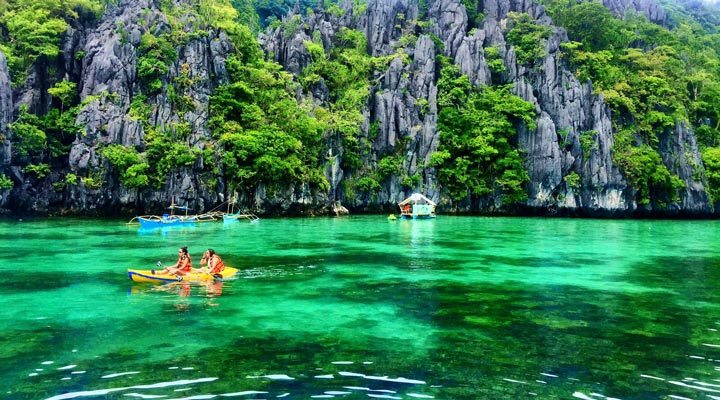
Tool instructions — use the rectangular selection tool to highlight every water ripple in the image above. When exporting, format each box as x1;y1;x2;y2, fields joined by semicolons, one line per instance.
246;374;294;380
102;371;140;379
337;371;425;384
44;377;218;400
219;391;268;397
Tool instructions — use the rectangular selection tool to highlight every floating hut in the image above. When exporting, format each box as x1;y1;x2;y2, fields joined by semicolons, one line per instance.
398;193;436;219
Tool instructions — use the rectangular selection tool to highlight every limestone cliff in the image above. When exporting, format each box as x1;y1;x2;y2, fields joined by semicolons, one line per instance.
0;51;12;209
0;0;715;216
67;0;234;213
260;0;713;215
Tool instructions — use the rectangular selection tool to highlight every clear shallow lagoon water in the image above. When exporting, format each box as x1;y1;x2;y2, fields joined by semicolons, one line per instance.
1;216;720;399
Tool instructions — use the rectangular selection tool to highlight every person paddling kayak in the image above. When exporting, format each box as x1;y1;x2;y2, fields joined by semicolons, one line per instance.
155;246;192;275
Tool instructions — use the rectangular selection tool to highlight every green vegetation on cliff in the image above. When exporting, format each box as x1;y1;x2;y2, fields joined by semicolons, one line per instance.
1;0;105;192
543;0;720;204
505;12;552;65
432;58;536;205
0;0;105;82
2;0;720;213
300;26;408;199
211;53;329;194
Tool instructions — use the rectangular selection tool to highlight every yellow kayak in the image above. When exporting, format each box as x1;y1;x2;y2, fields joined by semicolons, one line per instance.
127;267;239;283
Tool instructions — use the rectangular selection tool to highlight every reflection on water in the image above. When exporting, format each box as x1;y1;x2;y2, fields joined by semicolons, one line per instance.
128;281;227;311
128;281;226;298
1;216;720;399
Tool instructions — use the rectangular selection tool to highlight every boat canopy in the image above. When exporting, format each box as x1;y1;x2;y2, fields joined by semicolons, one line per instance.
398;193;436;206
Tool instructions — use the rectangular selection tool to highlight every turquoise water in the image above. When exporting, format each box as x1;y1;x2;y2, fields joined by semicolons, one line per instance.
1;216;720;399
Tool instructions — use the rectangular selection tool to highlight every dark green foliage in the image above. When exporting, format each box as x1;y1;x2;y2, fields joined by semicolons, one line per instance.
378;156;403;179
101;145;140;172
505;12;552;65
300;29;375;171
300;25;417;196
142;127;201;188
129;95;151;122
0;0;105;82
106;0;264;190
253;0;317;27
433;59;536;204
47;80;77;113
460;0;483;28
354;176;381;193
24;163;51;179
8;86;80;187
702;147;720;203
211;55;327;192
9;103;77;163
0;174;13;189
101;145;151;189
10;107;47;159
613;136;685;205
136;33;177;94
401;173;421;188
564;171;581;192
579;130;599;154
194;1;262;62
42;109;80;157
484;46;505;74
548;0;629;52
696;124;720;149
122;163;150;188
231;0;261;32
429;34;445;54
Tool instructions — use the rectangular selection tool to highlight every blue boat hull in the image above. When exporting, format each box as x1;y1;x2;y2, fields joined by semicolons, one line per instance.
137;217;196;229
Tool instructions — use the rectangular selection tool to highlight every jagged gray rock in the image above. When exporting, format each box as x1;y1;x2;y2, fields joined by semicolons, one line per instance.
602;0;666;24
455;29;492;86
261;23;313;75
428;0;468;57
0;50;12;209
0;51;11;167
476;0;634;214
65;0;238;213
658;121;712;214
257;0;711;215
362;0;414;56
14;64;52;116
2;0;714;216
519;113;562;207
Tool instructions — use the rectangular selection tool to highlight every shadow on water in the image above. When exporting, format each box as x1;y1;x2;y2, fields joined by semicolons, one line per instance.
0;270;131;295
622;255;720;302
330;272;720;399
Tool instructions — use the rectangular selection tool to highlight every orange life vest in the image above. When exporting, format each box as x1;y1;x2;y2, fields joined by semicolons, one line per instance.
177;254;192;273
209;255;225;274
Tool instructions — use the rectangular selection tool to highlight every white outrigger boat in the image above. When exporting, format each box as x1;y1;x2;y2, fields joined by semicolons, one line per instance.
398;193;436;219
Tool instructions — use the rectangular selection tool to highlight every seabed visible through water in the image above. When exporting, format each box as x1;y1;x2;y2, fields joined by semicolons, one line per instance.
0;216;719;399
